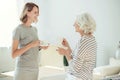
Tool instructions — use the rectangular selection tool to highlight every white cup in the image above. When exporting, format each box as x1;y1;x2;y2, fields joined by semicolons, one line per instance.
40;41;49;46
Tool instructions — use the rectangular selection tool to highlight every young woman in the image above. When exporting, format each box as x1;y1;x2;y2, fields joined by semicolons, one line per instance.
57;12;97;80
12;2;48;80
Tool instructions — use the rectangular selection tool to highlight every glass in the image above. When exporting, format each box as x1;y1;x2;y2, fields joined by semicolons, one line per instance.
40;41;49;46
56;37;68;50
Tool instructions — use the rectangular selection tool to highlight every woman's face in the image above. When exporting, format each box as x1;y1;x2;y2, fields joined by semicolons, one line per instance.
27;6;39;22
73;21;84;35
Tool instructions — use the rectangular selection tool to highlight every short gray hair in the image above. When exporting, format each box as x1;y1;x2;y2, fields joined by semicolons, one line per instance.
76;12;96;34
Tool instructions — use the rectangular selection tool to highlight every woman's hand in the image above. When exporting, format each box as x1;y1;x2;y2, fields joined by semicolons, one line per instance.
62;38;69;47
56;47;71;56
39;41;49;50
12;40;40;58
56;47;72;61
56;47;67;55
39;45;49;50
62;38;72;53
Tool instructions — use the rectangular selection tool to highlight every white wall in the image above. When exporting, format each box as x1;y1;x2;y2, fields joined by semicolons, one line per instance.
0;0;19;47
0;0;119;70
35;0;120;67
91;0;120;66
0;0;20;73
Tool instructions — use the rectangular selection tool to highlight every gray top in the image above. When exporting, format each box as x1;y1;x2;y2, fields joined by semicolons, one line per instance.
13;24;39;69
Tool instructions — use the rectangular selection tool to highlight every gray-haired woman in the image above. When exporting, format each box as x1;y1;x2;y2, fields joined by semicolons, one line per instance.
57;12;97;80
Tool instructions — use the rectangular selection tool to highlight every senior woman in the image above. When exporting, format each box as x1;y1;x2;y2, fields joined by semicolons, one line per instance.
57;12;97;80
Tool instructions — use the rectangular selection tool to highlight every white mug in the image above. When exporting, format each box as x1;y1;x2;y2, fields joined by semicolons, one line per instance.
40;41;49;46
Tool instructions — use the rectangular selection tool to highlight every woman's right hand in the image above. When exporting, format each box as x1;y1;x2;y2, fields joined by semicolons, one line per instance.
62;38;69;47
62;38;72;53
31;40;40;48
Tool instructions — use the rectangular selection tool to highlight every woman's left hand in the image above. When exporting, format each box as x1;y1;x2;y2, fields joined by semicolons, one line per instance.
56;47;72;61
56;47;68;55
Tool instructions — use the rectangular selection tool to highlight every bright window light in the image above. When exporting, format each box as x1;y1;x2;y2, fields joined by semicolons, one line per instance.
0;0;19;47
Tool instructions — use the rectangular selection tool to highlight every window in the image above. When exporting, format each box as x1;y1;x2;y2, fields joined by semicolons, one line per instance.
0;0;24;47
